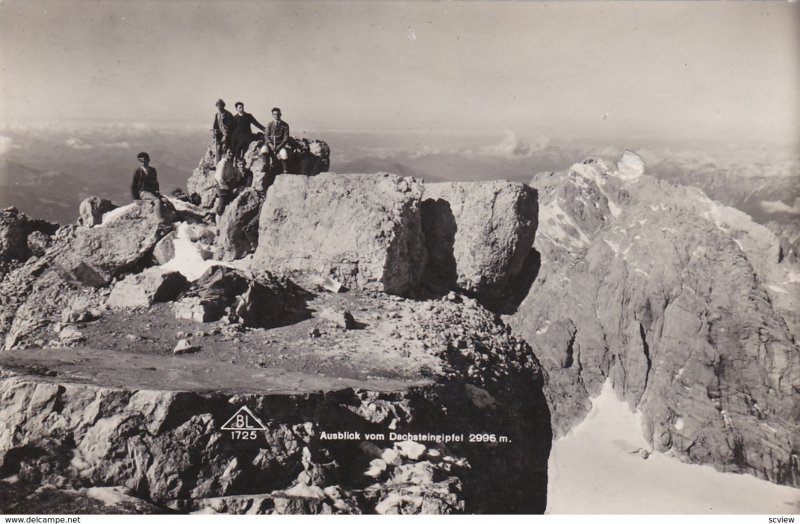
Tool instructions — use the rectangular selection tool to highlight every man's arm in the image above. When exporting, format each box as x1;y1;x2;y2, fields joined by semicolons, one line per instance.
152;168;161;195
250;114;265;132
131;169;141;200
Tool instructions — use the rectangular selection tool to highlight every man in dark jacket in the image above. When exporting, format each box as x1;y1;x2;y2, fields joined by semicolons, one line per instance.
212;99;234;164
231;102;265;160
131;151;160;201
264;107;291;174
131;151;165;219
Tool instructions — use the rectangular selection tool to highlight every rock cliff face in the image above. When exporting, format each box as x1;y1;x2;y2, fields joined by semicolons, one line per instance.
253;173;426;296
509;153;800;487
421;181;538;311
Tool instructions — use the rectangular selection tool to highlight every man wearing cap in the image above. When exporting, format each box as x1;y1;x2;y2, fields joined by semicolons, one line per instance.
264;107;291;174
231;102;265;161
212;99;235;164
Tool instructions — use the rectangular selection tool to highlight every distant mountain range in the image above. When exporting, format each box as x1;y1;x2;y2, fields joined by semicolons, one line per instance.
0;126;797;234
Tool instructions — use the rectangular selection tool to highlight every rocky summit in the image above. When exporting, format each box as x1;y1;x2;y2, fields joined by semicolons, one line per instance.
0;146;551;514
0;141;797;514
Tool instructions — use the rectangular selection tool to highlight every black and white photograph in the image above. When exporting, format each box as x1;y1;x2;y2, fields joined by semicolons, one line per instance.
0;0;798;518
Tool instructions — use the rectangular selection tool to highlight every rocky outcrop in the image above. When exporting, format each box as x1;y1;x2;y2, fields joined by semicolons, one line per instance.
173;266;308;329
253;174;426;295
55;203;165;287
187;137;332;209
421;181;537;311
0;201;170;352
107;267;189;309
78;197;118;227
509;153;800;487
217;188;262;261
0;207;58;275
0;290;550;514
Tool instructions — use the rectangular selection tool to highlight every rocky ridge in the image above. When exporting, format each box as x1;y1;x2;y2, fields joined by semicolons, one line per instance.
509;153;800;487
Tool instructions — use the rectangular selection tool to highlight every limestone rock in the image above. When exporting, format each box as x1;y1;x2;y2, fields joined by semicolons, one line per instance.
217;188;262;261
173;339;200;354
253;173;425;295
421;181;537;311
152;230;177;265
55;202;166;287
107;267;189;309
26;231;51;258
173;266;300;328
0;208;57;276
78;197;118;227
173;266;250;322
187;168;218;210
511;155;800;487
0;207;32;265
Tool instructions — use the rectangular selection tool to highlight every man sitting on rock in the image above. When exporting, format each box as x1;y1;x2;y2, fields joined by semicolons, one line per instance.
236;157;253;189
131;152;160;201
231;101;265;161
131;152;177;223
214;149;239;225
264;107;291;174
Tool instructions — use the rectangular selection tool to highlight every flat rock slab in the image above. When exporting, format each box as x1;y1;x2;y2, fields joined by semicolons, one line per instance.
0;347;428;395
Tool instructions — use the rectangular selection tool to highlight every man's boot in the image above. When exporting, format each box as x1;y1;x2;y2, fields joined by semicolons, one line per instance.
281;159;289;174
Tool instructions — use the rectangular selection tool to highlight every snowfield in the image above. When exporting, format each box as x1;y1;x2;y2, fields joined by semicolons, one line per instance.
547;382;800;514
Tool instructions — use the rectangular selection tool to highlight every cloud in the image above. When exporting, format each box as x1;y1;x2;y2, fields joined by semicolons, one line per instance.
478;129;549;158
0;135;12;155
100;141;131;149
761;199;800;215
65;137;93;150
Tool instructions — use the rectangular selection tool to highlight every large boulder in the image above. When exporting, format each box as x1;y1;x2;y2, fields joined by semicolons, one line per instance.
55;202;166;287
252;173;425;295
420;181;537;309
107;267;189;309
173;266;303;328
187;168;218;209
217;188;262;261
173;266;250;322
78;197;118;227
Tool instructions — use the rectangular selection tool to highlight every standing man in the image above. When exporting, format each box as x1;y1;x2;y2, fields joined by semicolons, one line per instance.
231;102;265;160
214;149;239;225
265;107;291;174
212;99;234;164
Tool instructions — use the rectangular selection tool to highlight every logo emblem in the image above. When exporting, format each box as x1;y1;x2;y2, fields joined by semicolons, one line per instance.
221;406;267;439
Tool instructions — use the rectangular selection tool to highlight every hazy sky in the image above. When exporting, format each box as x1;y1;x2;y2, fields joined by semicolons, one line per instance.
1;1;798;143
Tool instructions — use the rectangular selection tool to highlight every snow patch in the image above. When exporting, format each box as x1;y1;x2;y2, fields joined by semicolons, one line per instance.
97;203;138;226
547;381;800;513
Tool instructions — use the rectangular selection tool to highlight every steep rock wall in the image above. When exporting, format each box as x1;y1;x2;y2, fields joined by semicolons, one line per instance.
509;154;800;487
253;173;426;296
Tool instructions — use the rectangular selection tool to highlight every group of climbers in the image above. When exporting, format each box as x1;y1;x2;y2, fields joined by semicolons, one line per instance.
213;99;290;174
131;98;328;226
